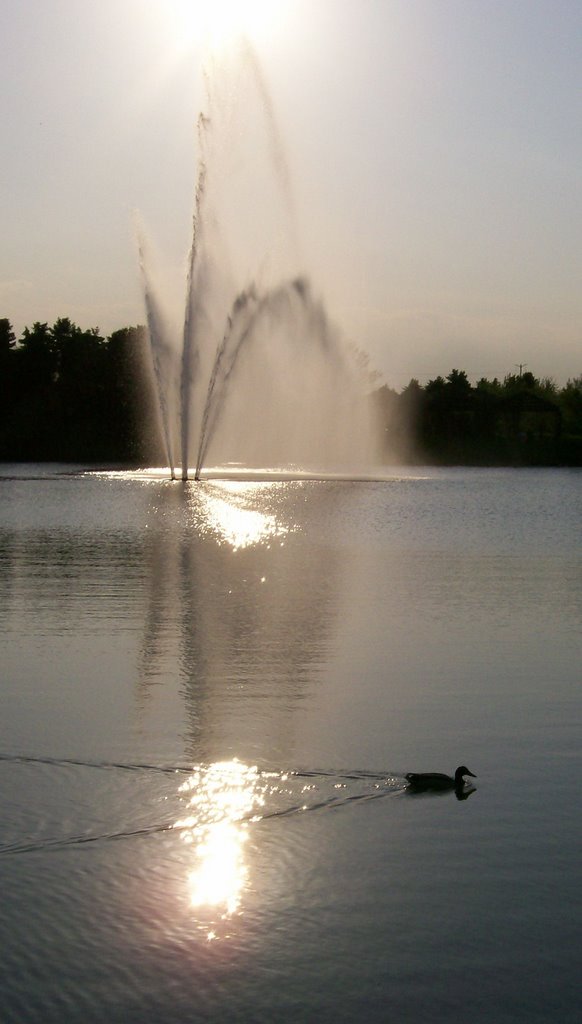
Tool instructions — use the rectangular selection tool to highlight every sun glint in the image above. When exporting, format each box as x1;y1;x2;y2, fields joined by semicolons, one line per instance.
175;760;267;933
170;0;281;52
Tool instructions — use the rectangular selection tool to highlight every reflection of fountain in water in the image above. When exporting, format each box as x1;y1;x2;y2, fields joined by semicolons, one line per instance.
134;480;344;760
138;41;376;481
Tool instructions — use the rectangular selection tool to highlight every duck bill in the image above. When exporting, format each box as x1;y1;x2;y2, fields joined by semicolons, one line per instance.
467;770;477;778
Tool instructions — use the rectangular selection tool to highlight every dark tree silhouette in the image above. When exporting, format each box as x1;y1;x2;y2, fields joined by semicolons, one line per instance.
373;367;581;466
0;311;580;466
0;318;15;357
0;317;163;462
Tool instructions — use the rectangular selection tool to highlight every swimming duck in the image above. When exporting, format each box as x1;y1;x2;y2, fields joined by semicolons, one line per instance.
405;766;476;791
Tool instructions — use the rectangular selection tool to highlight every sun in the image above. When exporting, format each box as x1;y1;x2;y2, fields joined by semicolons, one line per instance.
169;0;282;52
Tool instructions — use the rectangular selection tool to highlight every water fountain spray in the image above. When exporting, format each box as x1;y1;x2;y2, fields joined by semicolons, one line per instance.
139;43;376;482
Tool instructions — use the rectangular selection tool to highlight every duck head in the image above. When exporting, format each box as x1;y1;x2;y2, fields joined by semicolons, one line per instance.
454;766;477;785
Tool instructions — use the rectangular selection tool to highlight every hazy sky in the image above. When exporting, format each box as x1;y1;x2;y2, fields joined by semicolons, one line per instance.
1;0;580;386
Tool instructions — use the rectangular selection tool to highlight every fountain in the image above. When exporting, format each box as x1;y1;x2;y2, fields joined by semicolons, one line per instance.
139;42;377;481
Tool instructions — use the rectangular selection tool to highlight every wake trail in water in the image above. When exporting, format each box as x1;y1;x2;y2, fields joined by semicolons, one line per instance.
0;788;402;856
257;785;402;822
0;753;395;782
0;753;190;774
0;823;176;856
0;754;405;855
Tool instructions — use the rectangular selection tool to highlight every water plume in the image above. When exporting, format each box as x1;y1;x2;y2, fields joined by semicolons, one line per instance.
138;41;377;480
181;149;207;481
135;219;176;479
195;284;260;480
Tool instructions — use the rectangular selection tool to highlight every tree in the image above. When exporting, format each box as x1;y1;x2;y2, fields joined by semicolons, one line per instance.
446;369;467;388
425;375;446;395
17;321;56;388
559;376;582;437
106;325;163;460
0;319;17;429
476;376;501;395
0;318;15;357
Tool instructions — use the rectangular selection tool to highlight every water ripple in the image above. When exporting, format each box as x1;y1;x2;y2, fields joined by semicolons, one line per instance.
0;753;404;857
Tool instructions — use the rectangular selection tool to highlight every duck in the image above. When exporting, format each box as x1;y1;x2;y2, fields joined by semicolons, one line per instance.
405;766;476;792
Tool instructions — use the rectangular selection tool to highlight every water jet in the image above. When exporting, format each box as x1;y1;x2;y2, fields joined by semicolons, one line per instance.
139;44;376;481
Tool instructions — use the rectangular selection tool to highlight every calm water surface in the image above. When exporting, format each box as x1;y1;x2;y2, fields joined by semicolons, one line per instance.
0;465;580;1023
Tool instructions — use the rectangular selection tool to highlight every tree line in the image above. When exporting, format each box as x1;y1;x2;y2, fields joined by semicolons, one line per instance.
0;317;163;463
373;368;582;465
1;316;581;465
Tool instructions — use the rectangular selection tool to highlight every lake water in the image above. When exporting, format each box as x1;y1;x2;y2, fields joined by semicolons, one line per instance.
0;464;580;1023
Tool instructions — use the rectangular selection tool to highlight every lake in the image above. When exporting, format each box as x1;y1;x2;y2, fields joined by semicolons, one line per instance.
0;464;580;1023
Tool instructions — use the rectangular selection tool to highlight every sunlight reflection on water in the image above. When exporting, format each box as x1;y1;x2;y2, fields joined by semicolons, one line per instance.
174;760;276;938
172;759;402;939
1;467;580;1021
193;482;292;550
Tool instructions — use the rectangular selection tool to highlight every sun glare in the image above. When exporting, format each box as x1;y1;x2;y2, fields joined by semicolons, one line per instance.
191;483;290;550
175;760;271;937
170;0;282;52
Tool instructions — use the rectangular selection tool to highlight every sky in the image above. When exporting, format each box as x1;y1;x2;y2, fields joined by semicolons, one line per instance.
1;0;580;387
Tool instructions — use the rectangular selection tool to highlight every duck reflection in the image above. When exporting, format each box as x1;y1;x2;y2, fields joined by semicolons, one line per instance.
174;760;271;936
404;783;476;801
455;783;476;801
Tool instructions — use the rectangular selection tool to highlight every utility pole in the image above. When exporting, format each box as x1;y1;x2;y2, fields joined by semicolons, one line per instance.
515;363;527;377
